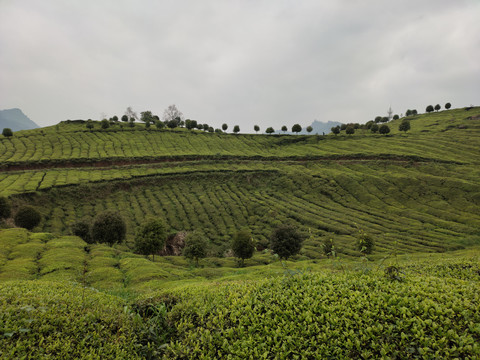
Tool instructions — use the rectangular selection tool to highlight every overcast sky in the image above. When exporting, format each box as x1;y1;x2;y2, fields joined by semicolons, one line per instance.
1;0;479;131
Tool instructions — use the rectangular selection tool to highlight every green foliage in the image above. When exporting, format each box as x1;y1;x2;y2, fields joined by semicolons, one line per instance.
357;229;374;255
331;126;340;135
379;124;390;135
270;225;304;259
426;105;434;113
231;229;255;267
101;119;110;129
399;119;411;132
445;102;451;109
266;127;275;134
183;231;207;266
222;123;228;131
0;281;146;359
14;206;41;230
306;125;313;133
233;125;240;134
292;124;302;134
392;114;399;120
254;125;260;133
281;125;287;133
134;218;167;260
71;219;92;244
91;211;126;246
435;104;441;112
2;128;13;137
163;271;480;358
346;126;355;135
0;196;11;220
370;124;379;133
322;238;335;256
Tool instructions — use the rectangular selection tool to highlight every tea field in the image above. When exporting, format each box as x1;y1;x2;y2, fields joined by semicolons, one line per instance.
1;107;480;358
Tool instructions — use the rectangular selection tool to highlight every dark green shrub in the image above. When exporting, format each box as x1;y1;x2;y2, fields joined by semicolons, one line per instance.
2;128;13;137
346;126;355;135
399;119;411;133
370;124;379;133
14;206;41;230
322;238;335;257
379;124;390;135
183;231;207;266
91;211;126;246
71;219;92;244
0;196;11;220
134;218;167;261
357;229;374;255
426;105;434;113
231;230;255;267
270;225;304;259
292;124;302;134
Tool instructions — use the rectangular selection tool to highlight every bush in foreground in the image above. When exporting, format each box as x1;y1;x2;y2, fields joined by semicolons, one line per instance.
14;206;41;230
0;281;148;359
163;272;480;358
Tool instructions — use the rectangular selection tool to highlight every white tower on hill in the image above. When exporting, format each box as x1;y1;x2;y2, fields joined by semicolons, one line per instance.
387;106;393;121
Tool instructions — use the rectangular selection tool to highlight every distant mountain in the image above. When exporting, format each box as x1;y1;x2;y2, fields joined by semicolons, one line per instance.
300;120;342;135
0;108;39;131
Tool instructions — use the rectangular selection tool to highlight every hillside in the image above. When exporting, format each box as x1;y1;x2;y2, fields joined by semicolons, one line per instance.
0;108;38;132
1;108;480;358
0;108;479;257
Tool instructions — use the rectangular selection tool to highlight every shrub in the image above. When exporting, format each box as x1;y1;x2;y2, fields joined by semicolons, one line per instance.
426;105;434;113
222;123;228;131
2;128;13;137
270;225;304;259
183;231;208;266
445;102;451;109
231;230;255;267
101;119;110;129
134;218;167;261
370;124;379;133
379;124;390;135
0;196;11;220
91;211;126;246
322;238;335;257
331;126;340;135
71;219;92;244
14;206;41;230
357;229;374;255
399;119;411;133
345;126;355;135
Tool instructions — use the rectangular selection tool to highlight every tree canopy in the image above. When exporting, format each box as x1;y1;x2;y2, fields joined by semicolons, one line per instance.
231;230;255;267
270;225;304;259
134;218;167;261
91;211;126;246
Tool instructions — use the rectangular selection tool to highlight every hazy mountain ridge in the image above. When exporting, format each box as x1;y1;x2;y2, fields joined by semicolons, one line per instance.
0;108;38;131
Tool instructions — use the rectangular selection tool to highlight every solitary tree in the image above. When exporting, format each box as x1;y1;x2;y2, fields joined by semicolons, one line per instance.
426;105;434;113
281;125;288;133
134;218;167;261
291;124;302;134
183;231;208;266
0;196;11;220
121;115;128;122
163;104;184;124
231;230;255;267
140;111;154;123
71;219;93;244
91;211;126;246
345;126;355;135
270;225;304;260
306;126;313;134
379;124;390;135
399;119;411;133
445;102;452;109
222;123;228;131
266;127;275;135
331;126;340;136
14;206;41;230
434;104;441;112
2;128;13;137
254;125;260;134
370;124;379;133
393;114;399;120
233;125;240;134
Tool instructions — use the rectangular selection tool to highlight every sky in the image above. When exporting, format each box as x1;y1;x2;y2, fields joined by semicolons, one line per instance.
1;0;479;131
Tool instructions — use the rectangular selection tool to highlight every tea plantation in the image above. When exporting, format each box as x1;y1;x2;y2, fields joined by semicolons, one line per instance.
1;107;480;358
